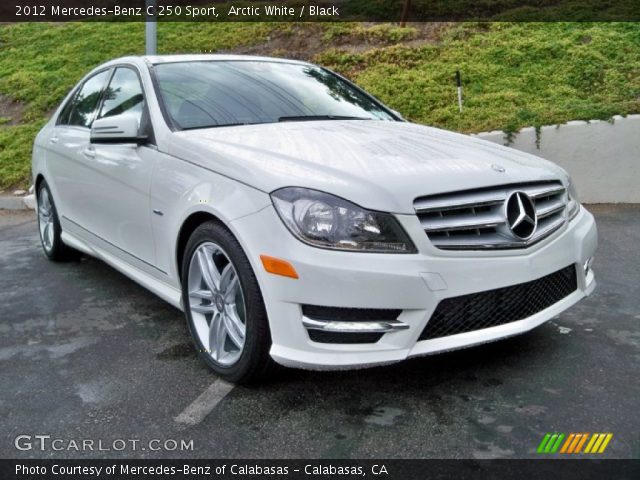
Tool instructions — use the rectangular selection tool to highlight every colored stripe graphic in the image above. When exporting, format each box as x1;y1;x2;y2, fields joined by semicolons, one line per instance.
574;433;589;453
567;433;582;453
598;434;613;453
585;433;614;453
592;434;606;452
584;434;599;453
560;433;575;453
537;433;552;453
550;433;565;453
539;433;613;454
537;433;565;453
545;434;559;453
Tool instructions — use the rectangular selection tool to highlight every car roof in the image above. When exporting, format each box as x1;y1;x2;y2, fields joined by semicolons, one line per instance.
143;54;311;66
81;54;315;89
92;54;312;73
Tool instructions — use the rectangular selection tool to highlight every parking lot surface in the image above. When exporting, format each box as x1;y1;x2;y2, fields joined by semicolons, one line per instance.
0;206;638;459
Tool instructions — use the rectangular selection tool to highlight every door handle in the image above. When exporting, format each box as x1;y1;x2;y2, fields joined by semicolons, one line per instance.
83;147;96;158
49;136;59;144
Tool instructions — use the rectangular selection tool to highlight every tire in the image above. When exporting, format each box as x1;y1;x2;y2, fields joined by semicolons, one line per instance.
37;181;81;262
181;220;276;383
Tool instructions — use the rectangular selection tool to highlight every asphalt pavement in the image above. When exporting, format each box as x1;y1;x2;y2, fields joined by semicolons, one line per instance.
0;206;638;459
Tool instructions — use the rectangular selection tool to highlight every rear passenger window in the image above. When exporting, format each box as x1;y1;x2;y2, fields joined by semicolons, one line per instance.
62;70;111;128
57;91;77;126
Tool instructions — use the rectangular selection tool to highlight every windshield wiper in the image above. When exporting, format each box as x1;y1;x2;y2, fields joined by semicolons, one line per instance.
181;122;264;130
278;115;372;122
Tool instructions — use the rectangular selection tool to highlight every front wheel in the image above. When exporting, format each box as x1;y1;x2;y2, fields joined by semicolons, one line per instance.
181;221;276;383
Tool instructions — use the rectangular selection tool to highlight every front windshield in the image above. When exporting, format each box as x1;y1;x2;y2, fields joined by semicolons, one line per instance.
154;60;395;130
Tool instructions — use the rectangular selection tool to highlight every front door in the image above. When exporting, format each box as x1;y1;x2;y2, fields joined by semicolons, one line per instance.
82;66;157;268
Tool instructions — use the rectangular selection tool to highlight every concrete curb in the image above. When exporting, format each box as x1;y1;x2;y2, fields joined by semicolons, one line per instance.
0;196;29;210
23;193;36;210
0;193;35;210
0;185;35;211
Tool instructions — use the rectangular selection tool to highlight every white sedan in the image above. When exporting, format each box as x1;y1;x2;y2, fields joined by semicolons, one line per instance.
32;55;597;383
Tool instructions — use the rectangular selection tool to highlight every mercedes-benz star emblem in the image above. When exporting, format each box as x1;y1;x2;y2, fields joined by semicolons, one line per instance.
505;191;537;240
214;293;225;313
491;164;506;173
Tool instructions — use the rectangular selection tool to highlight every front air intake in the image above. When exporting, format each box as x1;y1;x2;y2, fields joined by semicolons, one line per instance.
419;264;578;341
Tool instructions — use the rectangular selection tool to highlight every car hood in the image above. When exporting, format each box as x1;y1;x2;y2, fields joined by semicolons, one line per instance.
169;120;567;214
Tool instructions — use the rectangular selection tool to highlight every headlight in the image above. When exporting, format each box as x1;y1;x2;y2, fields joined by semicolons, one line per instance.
567;179;580;221
271;187;417;253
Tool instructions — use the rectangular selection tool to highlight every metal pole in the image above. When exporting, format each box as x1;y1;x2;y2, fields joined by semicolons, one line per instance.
145;0;157;55
400;0;412;28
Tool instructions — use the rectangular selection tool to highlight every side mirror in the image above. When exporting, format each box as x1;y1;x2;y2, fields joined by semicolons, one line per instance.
90;115;147;145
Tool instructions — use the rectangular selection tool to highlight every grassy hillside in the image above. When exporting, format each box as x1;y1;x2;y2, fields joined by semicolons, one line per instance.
1;22;639;190
319;22;640;132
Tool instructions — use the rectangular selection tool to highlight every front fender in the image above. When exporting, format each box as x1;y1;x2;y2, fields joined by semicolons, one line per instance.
149;152;271;285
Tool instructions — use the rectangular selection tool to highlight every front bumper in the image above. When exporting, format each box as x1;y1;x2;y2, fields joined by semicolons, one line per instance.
231;205;597;370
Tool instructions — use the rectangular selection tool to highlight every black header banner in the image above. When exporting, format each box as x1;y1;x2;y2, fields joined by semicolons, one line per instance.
2;0;640;22
2;459;640;480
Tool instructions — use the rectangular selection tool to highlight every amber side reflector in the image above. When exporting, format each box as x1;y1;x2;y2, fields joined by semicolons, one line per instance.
260;255;299;279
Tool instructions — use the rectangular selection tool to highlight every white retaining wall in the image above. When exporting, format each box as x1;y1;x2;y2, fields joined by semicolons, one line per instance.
475;114;640;203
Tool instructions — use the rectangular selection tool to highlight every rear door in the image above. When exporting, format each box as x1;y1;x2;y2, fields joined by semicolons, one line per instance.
47;69;112;227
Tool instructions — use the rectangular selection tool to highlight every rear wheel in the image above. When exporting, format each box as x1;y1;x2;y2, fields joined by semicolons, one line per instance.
181;221;276;383
37;181;81;261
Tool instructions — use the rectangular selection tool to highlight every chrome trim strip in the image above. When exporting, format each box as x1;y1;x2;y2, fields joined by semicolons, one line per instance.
536;199;565;219
302;317;409;333
526;185;566;198
435;219;565;250
414;195;505;213
420;211;505;232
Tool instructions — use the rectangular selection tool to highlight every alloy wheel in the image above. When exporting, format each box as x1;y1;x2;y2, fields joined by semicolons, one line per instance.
187;242;247;366
38;188;55;252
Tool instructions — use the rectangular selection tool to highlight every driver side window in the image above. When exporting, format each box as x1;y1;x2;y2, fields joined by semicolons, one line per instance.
98;67;145;124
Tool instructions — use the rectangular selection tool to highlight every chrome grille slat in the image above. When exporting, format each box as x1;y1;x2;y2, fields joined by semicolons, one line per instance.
414;194;505;213
525;185;566;198
536;198;565;219
534;215;565;238
430;233;515;249
414;181;567;250
421;211;505;232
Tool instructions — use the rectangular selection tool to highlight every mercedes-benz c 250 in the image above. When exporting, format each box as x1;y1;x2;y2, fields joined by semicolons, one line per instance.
32;55;597;382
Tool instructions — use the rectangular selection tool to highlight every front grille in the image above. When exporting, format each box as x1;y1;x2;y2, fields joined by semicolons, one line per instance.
419;264;577;341
414;181;567;250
